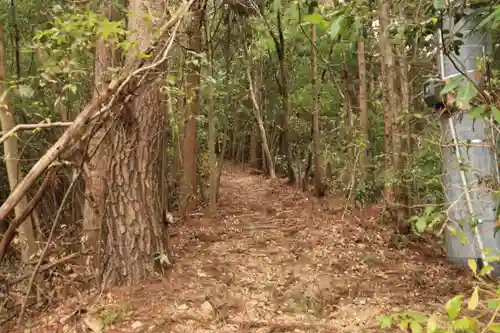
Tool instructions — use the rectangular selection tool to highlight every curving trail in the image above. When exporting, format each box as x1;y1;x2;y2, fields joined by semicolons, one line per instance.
21;164;472;333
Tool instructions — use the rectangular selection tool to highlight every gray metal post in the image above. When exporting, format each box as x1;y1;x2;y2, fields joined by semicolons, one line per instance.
436;3;500;277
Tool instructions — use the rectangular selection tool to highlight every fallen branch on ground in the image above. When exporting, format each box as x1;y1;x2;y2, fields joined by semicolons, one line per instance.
7;252;80;286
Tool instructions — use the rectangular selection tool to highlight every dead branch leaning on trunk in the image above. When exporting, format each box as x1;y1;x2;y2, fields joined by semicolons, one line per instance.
0;0;194;232
0;118;73;145
0;165;59;262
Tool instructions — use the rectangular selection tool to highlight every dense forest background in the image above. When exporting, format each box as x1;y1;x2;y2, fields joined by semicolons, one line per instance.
0;0;499;331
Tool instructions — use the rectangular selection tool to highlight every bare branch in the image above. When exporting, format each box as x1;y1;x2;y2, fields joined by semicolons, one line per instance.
0;122;73;145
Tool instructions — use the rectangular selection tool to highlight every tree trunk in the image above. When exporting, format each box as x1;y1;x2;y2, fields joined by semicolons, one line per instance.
82;1;119;276
378;0;396;207
0;25;37;263
275;11;295;184
357;37;369;173
246;61;275;179
396;42;411;231
180;0;205;217
205;15;217;216
310;22;324;197
103;0;170;285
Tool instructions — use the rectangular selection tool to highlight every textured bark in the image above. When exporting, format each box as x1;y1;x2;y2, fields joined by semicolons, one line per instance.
378;0;395;205
310;22;324;197
396;43;411;231
181;0;205;217
82;1;119;275
357;37;369;172
103;0;169;285
0;25;37;263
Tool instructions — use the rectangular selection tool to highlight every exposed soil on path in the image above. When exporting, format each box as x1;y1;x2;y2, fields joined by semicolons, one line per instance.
15;164;472;333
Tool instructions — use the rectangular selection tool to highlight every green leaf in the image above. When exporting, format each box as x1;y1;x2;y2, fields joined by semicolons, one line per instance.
468;287;479;310
411;321;423;333
469;105;486;119
434;0;445;10
456;81;478;109
400;319;410;330
447;226;457;237
452;318;472;330
303;13;324;25
445;295;462;320
427;314;438;333
487;299;500;309
18;85;35;99
467;259;477;275
479;264;494;276
489;323;500;333
491;106;500;123
459;231;467;245
495;225;500;237
416;218;427;233
378;315;393;329
477;7;500;29
330;13;345;40
441;76;463;94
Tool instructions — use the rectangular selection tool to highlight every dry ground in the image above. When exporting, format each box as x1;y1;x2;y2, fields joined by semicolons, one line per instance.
12;164;473;333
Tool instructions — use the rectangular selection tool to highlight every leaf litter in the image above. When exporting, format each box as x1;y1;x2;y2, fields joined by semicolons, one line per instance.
15;164;473;333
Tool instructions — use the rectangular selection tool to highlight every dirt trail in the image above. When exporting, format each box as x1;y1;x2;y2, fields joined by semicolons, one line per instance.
19;164;472;333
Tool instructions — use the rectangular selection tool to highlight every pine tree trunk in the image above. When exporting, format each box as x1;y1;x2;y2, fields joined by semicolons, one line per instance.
82;0;119;275
103;0;170;285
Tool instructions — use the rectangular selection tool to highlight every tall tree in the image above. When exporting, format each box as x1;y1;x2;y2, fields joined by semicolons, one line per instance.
378;0;396;209
180;0;206;217
101;0;171;284
82;0;119;277
357;35;369;173
0;24;37;263
310;13;324;197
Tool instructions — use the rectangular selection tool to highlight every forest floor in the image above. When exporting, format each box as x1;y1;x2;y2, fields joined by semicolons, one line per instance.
17;164;473;333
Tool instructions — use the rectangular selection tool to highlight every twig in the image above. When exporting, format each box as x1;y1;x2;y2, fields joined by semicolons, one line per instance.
17;168;82;326
0;122;73;145
7;252;80;286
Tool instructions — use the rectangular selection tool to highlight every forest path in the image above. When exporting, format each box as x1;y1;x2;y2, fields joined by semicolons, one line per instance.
25;164;471;333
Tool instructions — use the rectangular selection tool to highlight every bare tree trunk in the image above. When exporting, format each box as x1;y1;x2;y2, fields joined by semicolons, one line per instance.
0;25;37;263
82;1;119;276
205;15;217;216
275;11;295;184
180;0;205;217
310;22;324;197
246;61;275;179
378;0;395;207
357;37;369;173
396;43;411;231
103;0;170;285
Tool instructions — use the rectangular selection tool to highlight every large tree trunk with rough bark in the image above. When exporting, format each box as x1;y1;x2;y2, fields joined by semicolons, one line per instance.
82;1;119;276
102;0;170;285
